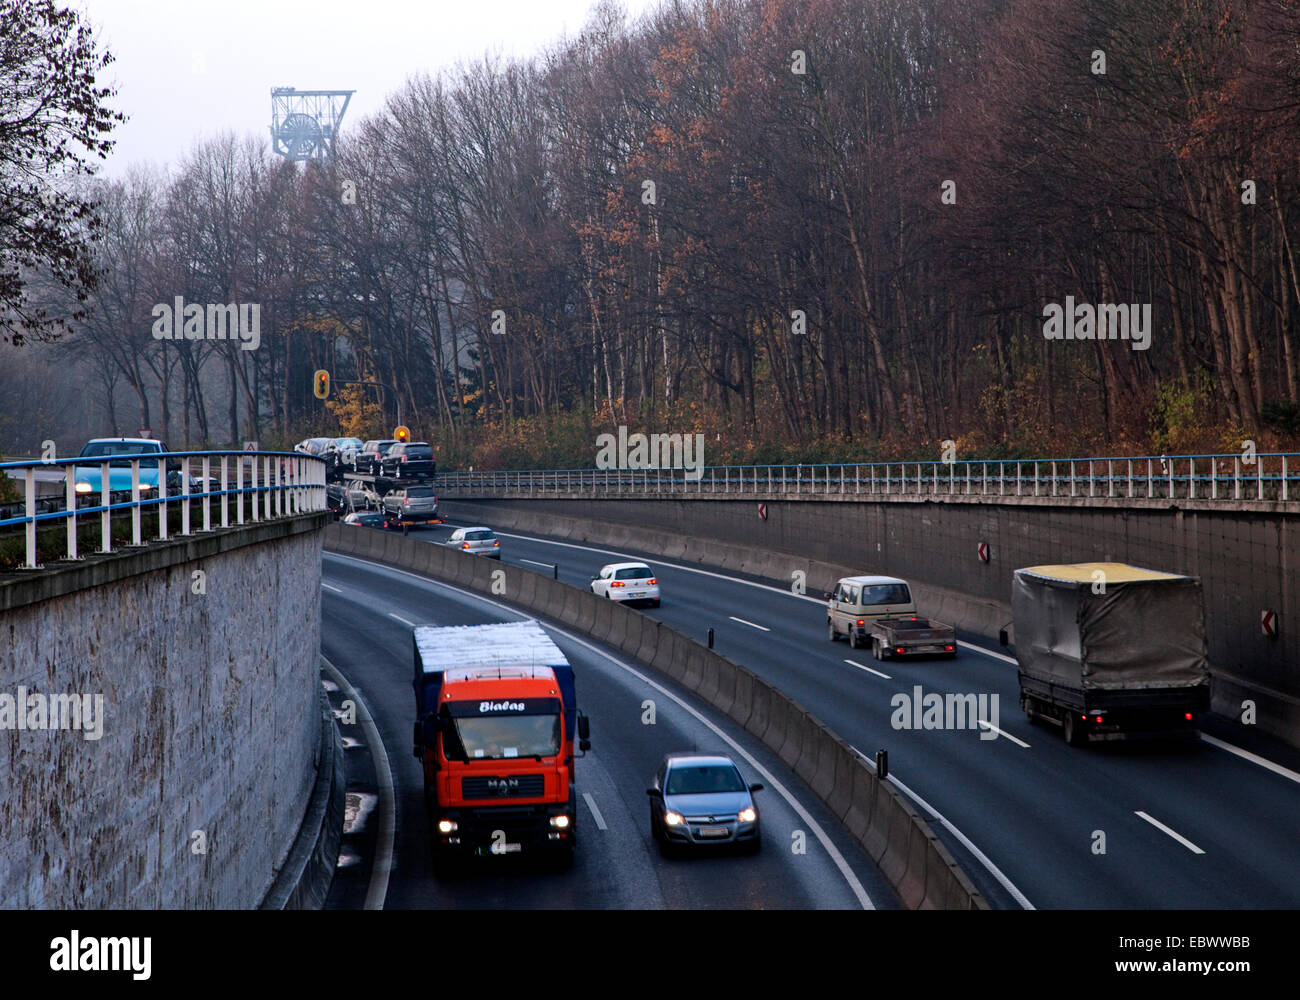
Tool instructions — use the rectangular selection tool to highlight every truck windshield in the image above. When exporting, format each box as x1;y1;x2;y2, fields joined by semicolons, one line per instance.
445;714;561;761
860;584;911;606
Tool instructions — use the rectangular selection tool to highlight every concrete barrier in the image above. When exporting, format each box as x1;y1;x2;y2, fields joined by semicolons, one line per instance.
321;522;988;910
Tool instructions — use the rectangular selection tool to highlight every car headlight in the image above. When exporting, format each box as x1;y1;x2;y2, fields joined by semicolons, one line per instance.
74;482;93;494
549;814;571;829
738;806;757;823
664;811;684;826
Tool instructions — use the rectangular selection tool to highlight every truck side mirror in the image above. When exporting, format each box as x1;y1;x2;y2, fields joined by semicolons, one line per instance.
579;739;591;752
577;713;590;740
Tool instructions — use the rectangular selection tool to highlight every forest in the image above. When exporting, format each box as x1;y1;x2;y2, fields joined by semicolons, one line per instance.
7;0;1300;468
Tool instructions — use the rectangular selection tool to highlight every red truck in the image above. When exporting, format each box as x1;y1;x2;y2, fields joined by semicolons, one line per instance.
411;620;590;872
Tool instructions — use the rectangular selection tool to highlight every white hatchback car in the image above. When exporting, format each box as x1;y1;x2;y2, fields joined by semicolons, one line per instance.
590;562;660;607
446;525;501;558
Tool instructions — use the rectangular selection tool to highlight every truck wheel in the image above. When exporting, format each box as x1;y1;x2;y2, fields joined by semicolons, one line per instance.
827;619;838;641
1022;695;1037;723
1063;712;1085;747
872;638;881;660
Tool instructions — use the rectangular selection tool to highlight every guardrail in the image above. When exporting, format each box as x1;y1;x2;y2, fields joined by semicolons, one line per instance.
0;450;327;570
435;452;1300;504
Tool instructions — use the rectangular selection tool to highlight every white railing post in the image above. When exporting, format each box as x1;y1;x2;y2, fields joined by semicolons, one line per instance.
202;457;212;531
65;466;77;560
221;456;230;526
131;460;142;546
236;457;244;524
24;468;37;568
99;462;111;553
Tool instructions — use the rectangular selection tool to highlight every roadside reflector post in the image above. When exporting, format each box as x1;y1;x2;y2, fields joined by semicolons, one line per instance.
707;627;714;649
875;749;888;780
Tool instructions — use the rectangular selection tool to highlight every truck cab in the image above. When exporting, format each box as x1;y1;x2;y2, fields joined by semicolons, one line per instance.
411;621;590;869
826;575;916;647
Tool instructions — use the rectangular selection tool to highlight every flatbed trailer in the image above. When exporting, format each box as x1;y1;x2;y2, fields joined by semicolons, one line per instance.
869;616;957;660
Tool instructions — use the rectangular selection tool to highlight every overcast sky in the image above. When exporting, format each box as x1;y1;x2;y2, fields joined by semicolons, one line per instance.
78;0;660;177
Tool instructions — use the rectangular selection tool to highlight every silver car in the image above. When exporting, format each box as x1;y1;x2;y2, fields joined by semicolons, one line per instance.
647;753;762;855
446;525;501;558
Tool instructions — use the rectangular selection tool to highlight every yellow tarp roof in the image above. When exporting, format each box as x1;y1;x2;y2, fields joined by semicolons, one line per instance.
1019;562;1183;583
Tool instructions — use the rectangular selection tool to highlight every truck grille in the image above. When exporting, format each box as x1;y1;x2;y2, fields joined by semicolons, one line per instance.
462;774;545;798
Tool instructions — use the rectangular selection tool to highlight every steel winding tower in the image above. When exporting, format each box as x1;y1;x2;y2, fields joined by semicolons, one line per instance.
270;87;355;161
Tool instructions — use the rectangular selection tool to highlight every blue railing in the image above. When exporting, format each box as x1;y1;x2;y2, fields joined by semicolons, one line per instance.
0;450;327;570
434;452;1298;504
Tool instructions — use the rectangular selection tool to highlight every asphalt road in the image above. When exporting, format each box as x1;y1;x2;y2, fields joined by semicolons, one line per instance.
320;550;897;909
390;515;1300;910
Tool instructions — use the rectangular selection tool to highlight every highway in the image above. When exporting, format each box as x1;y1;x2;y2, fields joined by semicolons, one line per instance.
319;550;896;909
384;515;1300;909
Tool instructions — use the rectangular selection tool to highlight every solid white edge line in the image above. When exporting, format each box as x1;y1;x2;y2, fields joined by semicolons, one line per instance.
322;582;343;593
849;746;1035;910
582;791;608;831
320;656;395;910
1200;733;1300;785
975;720;1031;748
1135;810;1205;854
388;612;416;626
843;659;892;680
956;640;1018;665
728;616;771;632
326;551;876;910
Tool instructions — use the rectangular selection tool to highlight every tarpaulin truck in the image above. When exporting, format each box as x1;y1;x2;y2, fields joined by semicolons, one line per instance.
1000;563;1211;745
411;620;591;870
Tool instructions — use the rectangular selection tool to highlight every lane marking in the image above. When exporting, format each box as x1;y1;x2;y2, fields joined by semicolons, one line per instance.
975;720;1031;748
851;746;1034;910
322;582;343;593
728;616;770;632
1135;811;1205;854
1200;733;1300;785
326;552;876;910
844;659;891;680
519;558;556;569
582;792;608;831
321;657;395;910
388;612;416;627
957;640;1017;665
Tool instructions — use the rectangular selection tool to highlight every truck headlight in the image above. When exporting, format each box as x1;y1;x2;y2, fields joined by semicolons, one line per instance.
437;819;457;834
75;482;93;494
549;814;571;829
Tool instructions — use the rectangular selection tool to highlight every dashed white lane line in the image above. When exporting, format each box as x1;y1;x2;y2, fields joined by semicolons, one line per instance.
976;720;1031;748
519;558;556;569
582;792;608;831
1135;811;1205;854
851;745;1034;910
322;582;343;593
844;659;892;680
1201;734;1300;785
728;616;770;632
388;612;416;627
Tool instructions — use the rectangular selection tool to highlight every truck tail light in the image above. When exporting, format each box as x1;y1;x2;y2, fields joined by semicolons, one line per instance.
857;619;865;626
1093;716;1103;723
944;645;954;651
896;647;904;654
1184;712;1194;720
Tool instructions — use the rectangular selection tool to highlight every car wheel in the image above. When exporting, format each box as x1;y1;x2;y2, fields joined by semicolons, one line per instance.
827;619;838;641
650;599;660;608
849;628;861;649
742;834;761;855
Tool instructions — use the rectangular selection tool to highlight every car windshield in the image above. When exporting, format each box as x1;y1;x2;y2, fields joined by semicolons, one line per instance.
406;487;435;497
77;442;161;467
615;566;653;580
666;764;745;795
859;584;911;606
446;714;560;761
465;529;493;540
